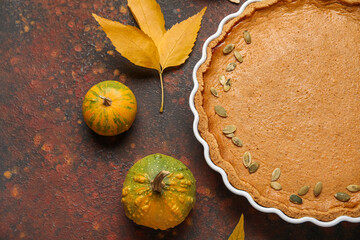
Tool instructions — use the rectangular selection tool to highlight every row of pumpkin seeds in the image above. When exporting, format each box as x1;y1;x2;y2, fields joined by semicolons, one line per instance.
212;30;251;100
241;155;358;203
290;183;359;204
213;31;359;204
222;125;260;174
214;31;260;174
269;166;359;204
213;31;251;145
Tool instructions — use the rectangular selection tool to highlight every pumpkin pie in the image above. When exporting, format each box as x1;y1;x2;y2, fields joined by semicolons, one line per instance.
195;0;360;221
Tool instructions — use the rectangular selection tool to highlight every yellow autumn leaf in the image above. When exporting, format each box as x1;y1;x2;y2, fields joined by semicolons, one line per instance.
92;13;160;71
158;7;206;70
128;0;166;47
92;1;206;112
228;214;245;240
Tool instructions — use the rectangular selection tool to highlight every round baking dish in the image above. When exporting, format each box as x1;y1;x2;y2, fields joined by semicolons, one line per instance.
189;0;360;227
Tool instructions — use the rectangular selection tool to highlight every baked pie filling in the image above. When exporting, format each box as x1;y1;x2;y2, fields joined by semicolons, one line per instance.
195;0;360;220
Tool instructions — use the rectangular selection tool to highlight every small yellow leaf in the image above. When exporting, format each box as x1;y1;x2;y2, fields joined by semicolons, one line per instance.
128;0;166;47
92;13;160;71
158;7;206;70
228;214;245;240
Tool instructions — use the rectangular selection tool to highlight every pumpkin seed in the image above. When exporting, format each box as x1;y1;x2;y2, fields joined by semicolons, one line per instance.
210;87;219;97
271;168;281;182
346;184;360;193
214;105;227;117
335;192;351;202
243;30;251;44
314;182;323;197
289;194;302;204
226;62;236;72
223;44;235;54
298;185;310;196
219;75;227;85
224;84;231;92
248;162;259;173
223;125;236;134
225;133;235;138
232;137;243;147
234;51;243;63
224;79;231;92
243;152;251;168
270;182;282;191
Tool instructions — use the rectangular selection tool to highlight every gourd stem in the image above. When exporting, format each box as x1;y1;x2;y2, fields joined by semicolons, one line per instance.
151;170;170;193
99;95;112;106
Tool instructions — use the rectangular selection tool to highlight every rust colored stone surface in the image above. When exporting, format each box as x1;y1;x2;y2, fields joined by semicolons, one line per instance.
0;0;359;239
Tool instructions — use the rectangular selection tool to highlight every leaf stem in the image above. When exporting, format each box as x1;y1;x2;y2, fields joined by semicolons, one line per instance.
159;70;164;113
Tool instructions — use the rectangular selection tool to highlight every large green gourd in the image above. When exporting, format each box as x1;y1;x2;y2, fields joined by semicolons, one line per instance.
121;154;196;230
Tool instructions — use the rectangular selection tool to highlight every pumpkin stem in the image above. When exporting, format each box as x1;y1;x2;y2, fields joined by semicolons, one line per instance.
151;170;170;193
99;95;112;106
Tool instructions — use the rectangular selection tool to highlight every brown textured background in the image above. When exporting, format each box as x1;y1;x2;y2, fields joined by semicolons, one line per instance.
0;0;359;239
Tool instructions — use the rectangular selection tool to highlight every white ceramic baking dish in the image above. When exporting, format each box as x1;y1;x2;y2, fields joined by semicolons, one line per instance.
189;0;360;227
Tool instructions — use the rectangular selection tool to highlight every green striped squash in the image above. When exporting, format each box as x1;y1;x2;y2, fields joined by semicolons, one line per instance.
82;80;137;136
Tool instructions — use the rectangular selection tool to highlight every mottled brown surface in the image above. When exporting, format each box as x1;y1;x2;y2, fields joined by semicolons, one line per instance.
0;0;359;239
196;0;360;221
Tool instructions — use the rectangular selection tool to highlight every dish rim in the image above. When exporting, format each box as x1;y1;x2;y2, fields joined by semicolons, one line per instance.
189;0;360;227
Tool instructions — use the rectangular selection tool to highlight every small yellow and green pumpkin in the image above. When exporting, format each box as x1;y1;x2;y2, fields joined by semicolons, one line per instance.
82;80;137;136
122;154;196;230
